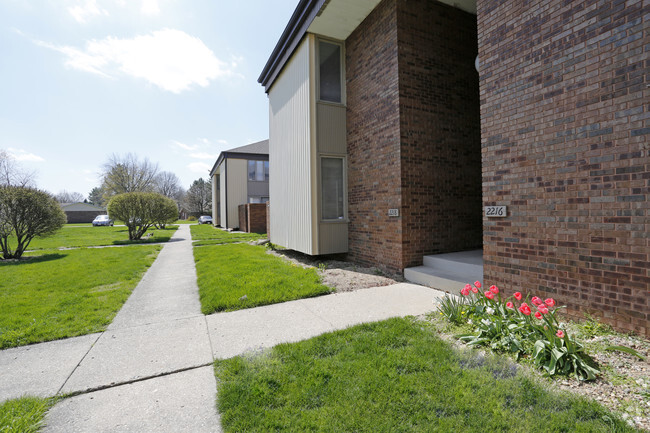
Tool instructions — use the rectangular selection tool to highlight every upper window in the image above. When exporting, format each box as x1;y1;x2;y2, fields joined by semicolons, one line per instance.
321;157;345;220
248;160;269;182
318;40;342;104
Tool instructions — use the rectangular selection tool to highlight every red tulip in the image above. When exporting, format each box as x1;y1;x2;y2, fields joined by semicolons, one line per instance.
506;302;514;309
489;285;499;294
545;298;555;307
538;305;549;315
461;287;470;296
484;291;495;300
531;296;543;306
556;330;565;338
519;303;531;316
514;292;522;300
534;311;542;319
474;281;482;289
471;286;479;294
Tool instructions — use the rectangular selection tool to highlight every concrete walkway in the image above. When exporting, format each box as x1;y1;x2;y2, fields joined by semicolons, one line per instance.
0;225;445;432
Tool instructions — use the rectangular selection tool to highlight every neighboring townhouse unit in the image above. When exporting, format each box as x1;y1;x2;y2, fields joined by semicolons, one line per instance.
259;0;648;335
209;140;269;230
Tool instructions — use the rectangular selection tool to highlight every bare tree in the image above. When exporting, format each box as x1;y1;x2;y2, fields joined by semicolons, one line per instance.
0;149;36;187
184;178;212;216
101;153;159;200
54;190;85;203
154;171;184;202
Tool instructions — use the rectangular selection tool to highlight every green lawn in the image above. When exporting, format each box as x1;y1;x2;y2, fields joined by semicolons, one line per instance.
190;224;266;245
215;318;637;433
193;243;331;314
0;397;52;433
21;225;177;250
0;245;161;348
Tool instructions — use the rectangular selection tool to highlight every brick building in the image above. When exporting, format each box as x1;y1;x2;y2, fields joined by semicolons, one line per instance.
258;0;649;335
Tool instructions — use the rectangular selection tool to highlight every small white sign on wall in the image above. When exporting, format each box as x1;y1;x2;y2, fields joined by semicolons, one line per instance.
484;206;507;218
388;209;399;217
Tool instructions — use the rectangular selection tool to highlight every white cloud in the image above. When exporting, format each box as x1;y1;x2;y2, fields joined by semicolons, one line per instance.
68;0;108;23
7;148;45;162
187;162;212;174
38;29;235;93
173;140;198;151
216;139;228;145
189;152;218;160
141;0;160;15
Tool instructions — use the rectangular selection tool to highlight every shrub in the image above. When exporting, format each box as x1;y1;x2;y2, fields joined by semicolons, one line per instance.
187;215;197;221
0;186;66;259
107;192;177;240
442;281;600;381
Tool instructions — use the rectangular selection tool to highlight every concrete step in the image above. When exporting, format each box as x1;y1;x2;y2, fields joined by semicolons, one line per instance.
422;250;483;276
404;250;483;296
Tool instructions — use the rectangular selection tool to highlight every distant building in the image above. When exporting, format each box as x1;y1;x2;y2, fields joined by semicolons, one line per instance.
60;202;106;223
209;140;269;229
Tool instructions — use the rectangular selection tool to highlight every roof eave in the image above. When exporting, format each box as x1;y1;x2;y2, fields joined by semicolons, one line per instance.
258;0;326;93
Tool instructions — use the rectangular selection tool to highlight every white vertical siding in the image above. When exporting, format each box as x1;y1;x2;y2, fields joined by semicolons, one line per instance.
219;162;227;228
226;158;248;229
211;173;218;225
268;37;316;254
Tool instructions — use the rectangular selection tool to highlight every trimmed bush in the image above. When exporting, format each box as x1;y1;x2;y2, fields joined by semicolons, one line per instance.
0;186;66;259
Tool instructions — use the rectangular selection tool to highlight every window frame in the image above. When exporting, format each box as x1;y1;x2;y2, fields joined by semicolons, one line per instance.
316;38;345;106
248;159;269;182
319;155;347;222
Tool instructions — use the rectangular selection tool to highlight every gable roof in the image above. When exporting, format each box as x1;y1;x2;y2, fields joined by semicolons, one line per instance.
209;139;269;177
60;202;106;212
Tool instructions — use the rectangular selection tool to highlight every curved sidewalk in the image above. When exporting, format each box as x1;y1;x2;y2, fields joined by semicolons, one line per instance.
0;224;445;431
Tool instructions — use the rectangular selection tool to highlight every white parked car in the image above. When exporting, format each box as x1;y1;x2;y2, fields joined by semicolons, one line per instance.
92;215;114;226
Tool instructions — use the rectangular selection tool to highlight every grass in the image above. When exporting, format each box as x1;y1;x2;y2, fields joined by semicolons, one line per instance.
0;245;161;348
20;225;177;250
193;243;331;314
215;318;638;433
0;397;53;433
190;224;266;245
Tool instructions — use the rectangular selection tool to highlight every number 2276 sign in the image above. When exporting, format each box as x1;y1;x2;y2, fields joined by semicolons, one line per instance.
484;206;507;218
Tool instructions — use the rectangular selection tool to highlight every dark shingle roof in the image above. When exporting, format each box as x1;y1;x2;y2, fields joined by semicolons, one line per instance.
209;139;269;176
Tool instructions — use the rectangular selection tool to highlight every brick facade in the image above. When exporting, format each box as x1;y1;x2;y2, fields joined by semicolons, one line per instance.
478;0;649;335
346;0;482;272
397;0;482;267
238;203;268;234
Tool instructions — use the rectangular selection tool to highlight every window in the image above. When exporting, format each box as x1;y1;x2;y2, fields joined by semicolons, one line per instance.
321;157;345;220
248;196;270;204
248;160;269;182
318;40;342;103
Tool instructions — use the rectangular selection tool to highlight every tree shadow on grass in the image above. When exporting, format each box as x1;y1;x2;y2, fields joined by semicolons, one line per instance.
0;253;66;266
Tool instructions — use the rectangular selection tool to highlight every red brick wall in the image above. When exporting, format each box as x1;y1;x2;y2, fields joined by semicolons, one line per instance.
346;0;404;271
346;0;482;272
247;203;267;234
478;0;649;335
238;204;248;232
397;0;482;267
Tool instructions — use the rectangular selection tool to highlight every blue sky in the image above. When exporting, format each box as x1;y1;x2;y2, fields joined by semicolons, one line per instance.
0;0;297;197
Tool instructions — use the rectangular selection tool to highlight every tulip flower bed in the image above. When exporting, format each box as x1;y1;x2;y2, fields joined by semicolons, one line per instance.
439;281;600;381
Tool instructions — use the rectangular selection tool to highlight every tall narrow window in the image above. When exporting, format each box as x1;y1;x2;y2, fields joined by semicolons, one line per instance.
319;40;342;103
321;157;344;220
